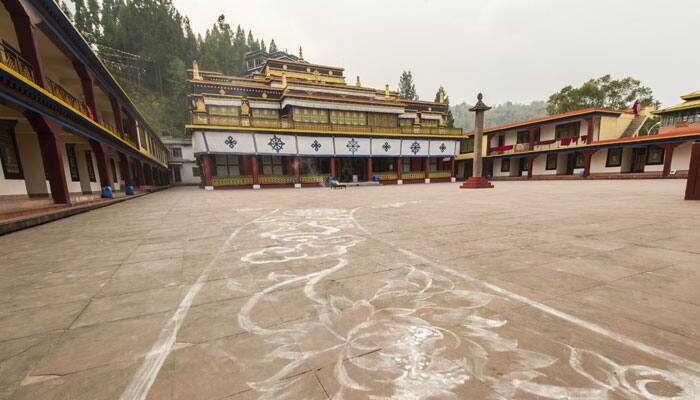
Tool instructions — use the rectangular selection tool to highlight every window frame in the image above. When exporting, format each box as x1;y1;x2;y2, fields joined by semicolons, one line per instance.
0;120;24;180
65;144;80;182
555;121;581;140
545;153;557;170
84;150;96;182
171;147;183;158
605;148;623;167
516;130;530;144
574;152;585;169
500;158;510;172
646;146;665;165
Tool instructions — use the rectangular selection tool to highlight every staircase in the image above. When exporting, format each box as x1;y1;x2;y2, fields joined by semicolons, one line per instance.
621;115;647;138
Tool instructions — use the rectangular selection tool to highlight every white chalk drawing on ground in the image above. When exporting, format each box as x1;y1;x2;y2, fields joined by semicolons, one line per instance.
234;207;700;399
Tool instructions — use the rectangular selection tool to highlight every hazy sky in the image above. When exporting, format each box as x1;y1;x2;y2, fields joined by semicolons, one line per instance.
172;0;699;107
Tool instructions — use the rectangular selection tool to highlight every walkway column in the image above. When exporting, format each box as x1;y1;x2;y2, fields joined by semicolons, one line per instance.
461;93;494;189
137;160;146;187
293;156;301;188
118;153;132;189
685;143;700;200
330;157;336;179
583;150;595;177
424;157;430;184
251;155;260;189
450;157;456;182
395;157;402;184
89;140;112;196
527;155;535;179
662;143;677;177
26;113;70;204
367;157;373;182
201;154;213;190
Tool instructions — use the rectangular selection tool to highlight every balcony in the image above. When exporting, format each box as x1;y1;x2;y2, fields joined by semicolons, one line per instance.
489;136;590;155
190;114;463;136
0;40;35;83
46;78;89;117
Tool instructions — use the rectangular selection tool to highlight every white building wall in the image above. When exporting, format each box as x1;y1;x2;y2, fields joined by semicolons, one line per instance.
671;142;692;172
590;149;622;174
532;154;557;175
540;125;556;141
492;158;509;177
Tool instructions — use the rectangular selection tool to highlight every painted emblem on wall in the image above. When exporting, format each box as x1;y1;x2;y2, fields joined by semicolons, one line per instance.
382;142;391;152
439;142;447;153
225;136;238;149
310;140;322;152
346;138;360;154
268;135;285;153
410;141;421;154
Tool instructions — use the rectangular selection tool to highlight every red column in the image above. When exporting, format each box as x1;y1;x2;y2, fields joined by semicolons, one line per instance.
285;156;293;176
527;155;535;179
330;157;336;179
251;155;260;187
662;143;676;177
424;158;430;181
685;143;700;200
27;113;70;204
395;157;402;181
528;127;537;150
137;160;146;187
76;63;98;121
109;95;125;136
450;157;456;178
89;140;112;190
293;156;300;185
586;117;594;144
5;0;46;85
201;155;213;188
119;153;132;187
367;157;373;181
583;150;595;177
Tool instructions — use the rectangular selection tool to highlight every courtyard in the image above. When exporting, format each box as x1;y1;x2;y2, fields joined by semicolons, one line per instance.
0;180;699;399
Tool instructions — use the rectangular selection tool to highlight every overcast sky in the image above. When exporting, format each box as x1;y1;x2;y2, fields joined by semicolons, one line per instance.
172;0;699;107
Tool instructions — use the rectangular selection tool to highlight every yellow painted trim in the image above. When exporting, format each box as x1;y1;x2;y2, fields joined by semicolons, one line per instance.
482;131;700;158
185;123;466;139
0;63;167;168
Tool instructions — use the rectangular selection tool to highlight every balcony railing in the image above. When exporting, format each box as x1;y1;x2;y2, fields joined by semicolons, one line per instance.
46;78;89;117
190;114;463;136
0;40;35;83
489;136;593;155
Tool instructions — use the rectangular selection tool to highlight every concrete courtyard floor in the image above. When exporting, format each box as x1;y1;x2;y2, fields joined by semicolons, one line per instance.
0;180;699;399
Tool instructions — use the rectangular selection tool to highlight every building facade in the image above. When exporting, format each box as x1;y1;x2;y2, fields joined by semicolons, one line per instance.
162;135;200;185
456;101;700;180
187;51;463;189
0;0;169;206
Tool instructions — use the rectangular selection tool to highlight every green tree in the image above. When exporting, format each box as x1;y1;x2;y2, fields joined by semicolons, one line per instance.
398;70;418;100
547;75;659;114
269;39;278;53
60;1;73;21
435;87;454;128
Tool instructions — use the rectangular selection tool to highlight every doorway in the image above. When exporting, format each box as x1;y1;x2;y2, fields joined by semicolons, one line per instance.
337;158;367;182
631;148;646;173
173;166;182;183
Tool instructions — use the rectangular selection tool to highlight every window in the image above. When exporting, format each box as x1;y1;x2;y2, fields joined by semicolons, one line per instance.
208;105;240;116
192;166;200;177
555;122;581;140
546;154;557;170
329;110;365;125
460;137;474;153
110;158;118;181
501;158;510;172
646;146;664;165
294;108;329;124
516;130;530;144
574;152;585;169
606;148;623;167
399;118;412;127
65;144;80;182
421;119;438;127
429;158;437;172
174;166;182;183
84;150;96;182
0;121;23;180
368;113;398;127
251;108;279;119
401;157;410;172
171;147;182;158
497;134;505;147
260;156;283;175
215;155;240;176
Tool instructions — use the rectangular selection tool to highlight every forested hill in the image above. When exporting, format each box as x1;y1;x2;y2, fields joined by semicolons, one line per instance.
65;0;284;137
451;101;548;131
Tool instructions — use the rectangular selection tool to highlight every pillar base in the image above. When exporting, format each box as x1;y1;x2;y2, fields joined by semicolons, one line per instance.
397;179;403;185
451;177;456;183
424;178;431;184
294;183;302;189
204;186;214;191
460;176;494;189
253;184;261;190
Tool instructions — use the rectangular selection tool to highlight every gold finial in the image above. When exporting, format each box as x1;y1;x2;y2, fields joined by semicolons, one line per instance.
384;84;390;98
282;72;287;87
299;46;304;61
438;87;445;103
356;76;361;87
192;60;201;80
265;65;270;78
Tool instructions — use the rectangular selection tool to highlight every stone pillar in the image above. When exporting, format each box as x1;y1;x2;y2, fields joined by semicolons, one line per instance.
583;150;595;177
26;113;70;204
89;140;112;195
662;143;676;177
293;156;301;188
395;157;402;184
450;157;456;182
461;93;494;189
251;155;260;189
201;154;213;190
685;143;700;200
424;157;430;184
527;155;535;179
330;157;336;179
367;157;373;181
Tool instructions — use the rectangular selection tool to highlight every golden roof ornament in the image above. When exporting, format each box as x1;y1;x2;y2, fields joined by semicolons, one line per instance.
299;46;304;61
385;84;390;99
282;72;287;87
265;65;270;78
192;60;201;80
438;87;445;103
356;76;361;87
